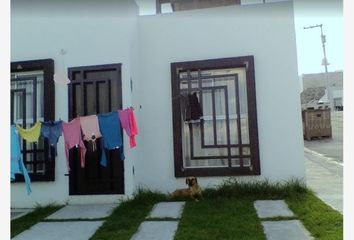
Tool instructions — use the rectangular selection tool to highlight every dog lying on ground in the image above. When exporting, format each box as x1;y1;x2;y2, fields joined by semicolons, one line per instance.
171;176;202;201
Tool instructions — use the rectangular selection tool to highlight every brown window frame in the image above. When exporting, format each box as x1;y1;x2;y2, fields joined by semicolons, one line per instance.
11;59;55;181
171;56;260;177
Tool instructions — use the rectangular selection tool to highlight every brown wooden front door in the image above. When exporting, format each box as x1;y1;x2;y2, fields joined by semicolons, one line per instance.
68;63;124;195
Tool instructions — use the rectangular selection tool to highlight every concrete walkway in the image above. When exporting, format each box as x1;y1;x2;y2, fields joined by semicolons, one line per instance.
254;200;294;218
13;221;104;240
12;200;318;239
304;111;343;213
130;202;185;240
254;200;313;240
12;204;117;240
261;220;313;240
305;150;343;213
11;208;34;220
46;204;116;220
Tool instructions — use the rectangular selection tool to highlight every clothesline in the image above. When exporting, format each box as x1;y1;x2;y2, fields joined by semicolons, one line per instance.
10;107;139;195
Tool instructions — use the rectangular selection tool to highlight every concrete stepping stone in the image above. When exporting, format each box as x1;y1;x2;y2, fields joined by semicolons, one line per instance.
261;220;313;240
12;221;104;240
46;204;117;220
130;221;179;240
254;200;294;218
11;208;34;220
147;202;185;219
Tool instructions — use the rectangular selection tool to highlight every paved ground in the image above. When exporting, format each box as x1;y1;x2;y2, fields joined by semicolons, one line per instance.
305;151;343;213
131;221;179;240
255;200;313;240
254;200;294;218
132;200;314;240
147;202;185;219
12;204;115;240
11;200;320;239
46;204;117;220
261;220;313;240
13;221;104;240
11;208;34;220
304;111;343;213
131;202;185;240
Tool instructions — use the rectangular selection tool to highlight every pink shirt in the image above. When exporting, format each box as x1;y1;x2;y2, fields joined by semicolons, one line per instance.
80;115;102;152
118;108;138;148
62;118;86;171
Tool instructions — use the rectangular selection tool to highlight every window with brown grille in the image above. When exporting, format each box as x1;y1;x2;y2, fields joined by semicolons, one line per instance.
11;59;55;181
171;56;260;177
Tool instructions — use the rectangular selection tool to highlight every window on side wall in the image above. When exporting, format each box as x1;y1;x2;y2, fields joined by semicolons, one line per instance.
11;59;55;181
171;56;260;177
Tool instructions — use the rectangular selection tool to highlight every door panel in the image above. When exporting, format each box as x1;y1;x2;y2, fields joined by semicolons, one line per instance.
68;64;124;195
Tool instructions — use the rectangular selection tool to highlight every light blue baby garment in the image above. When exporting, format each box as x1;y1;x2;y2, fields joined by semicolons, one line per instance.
11;125;32;195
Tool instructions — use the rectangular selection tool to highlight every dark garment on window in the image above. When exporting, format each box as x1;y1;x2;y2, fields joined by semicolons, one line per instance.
188;92;203;120
180;92;203;121
180;93;190;121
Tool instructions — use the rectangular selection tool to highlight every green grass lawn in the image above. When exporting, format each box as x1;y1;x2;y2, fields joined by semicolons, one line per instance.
90;190;167;240
11;204;62;238
174;197;266;240
12;180;342;240
286;191;343;240
90;179;342;240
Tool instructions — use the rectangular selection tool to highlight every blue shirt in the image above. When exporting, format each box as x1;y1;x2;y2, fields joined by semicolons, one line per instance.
97;112;125;166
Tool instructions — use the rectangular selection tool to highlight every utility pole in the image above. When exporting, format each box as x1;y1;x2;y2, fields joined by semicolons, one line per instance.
304;24;333;110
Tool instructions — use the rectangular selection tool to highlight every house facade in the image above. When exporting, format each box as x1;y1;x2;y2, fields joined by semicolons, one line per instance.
11;0;305;208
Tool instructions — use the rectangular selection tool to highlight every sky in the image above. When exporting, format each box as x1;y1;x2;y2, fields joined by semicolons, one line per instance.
294;0;343;75
134;0;343;75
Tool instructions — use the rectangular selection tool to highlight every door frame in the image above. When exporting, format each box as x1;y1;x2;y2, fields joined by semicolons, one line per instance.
67;63;124;195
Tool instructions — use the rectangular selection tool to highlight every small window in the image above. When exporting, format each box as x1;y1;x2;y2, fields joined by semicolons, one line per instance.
11;59;55;181
171;56;260;177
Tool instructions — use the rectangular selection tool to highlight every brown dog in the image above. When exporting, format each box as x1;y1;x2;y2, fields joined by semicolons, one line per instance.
171;176;202;201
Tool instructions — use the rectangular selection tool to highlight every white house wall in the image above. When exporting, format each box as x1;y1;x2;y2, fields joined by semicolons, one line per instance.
135;1;305;192
11;0;305;207
11;0;139;208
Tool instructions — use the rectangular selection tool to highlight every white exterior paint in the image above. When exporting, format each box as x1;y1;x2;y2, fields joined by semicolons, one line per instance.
11;0;139;208
134;1;305;192
11;1;305;207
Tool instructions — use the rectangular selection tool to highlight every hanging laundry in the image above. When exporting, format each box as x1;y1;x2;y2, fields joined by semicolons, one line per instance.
180;92;203;122
16;122;42;143
188;92;203;121
129;108;138;147
98;111;125;167
180;93;191;121
62;118;86;171
80;115;102;152
40;120;63;155
118;107;139;148
11;125;32;195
